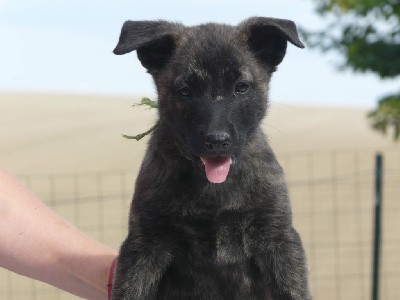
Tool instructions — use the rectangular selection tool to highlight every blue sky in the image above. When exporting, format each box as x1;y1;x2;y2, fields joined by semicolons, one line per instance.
0;0;398;107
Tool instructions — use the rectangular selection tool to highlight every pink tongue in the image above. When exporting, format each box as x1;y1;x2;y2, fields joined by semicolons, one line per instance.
200;156;232;183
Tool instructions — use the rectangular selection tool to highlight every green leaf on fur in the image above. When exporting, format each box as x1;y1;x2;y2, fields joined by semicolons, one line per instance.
133;97;158;109
122;98;159;141
122;121;159;141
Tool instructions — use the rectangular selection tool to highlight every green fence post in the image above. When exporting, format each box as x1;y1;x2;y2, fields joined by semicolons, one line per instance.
372;153;383;300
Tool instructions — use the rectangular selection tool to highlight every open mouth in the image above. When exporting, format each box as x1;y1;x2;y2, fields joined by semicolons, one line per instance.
200;156;232;184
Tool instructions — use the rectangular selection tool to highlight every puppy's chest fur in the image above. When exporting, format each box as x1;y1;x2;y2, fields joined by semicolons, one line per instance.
157;210;271;299
175;211;253;265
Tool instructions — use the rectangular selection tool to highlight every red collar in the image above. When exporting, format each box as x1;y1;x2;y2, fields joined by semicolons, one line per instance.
108;257;118;300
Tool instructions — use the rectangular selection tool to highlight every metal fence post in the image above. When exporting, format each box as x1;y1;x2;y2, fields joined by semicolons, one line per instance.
372;153;383;300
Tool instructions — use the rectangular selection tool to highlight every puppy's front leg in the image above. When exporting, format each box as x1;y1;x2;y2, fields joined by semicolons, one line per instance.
253;226;311;300
111;236;173;300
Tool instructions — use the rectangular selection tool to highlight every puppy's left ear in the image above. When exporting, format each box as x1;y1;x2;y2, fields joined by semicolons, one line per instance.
239;17;304;69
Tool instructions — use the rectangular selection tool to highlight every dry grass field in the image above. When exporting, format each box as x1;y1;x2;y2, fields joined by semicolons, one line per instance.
1;92;399;299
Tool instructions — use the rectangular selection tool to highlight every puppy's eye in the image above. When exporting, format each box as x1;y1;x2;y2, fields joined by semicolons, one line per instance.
235;82;250;94
178;86;192;98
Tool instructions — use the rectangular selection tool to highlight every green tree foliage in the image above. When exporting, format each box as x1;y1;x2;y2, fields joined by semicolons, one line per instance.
368;94;400;140
303;0;400;140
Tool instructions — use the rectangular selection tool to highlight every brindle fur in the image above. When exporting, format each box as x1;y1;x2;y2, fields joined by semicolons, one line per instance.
111;17;311;300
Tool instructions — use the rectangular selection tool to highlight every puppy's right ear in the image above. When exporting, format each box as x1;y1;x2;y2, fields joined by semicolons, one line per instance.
113;21;183;71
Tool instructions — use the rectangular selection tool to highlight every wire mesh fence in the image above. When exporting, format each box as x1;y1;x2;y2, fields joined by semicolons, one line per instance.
0;148;399;299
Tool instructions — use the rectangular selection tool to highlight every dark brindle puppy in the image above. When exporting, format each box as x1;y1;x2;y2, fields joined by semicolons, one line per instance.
112;17;311;300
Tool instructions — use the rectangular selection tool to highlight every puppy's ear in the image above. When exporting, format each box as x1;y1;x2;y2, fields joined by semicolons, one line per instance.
239;17;304;68
113;20;183;71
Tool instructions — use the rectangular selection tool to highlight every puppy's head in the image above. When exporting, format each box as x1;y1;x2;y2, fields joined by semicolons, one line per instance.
114;17;304;183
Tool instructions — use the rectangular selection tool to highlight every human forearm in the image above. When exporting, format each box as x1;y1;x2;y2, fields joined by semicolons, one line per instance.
0;168;117;299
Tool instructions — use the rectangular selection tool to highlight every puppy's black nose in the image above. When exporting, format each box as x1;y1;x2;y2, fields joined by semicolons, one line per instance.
204;132;231;151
